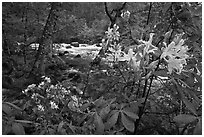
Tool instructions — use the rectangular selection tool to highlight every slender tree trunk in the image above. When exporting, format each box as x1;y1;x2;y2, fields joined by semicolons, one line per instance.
23;3;28;64
29;2;60;76
104;2;127;28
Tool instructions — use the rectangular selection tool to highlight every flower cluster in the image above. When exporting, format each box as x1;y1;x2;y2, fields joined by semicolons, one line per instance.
161;33;189;74
121;33;158;71
121;10;130;21
103;25;159;72
138;33;158;55
22;76;73;111
105;24;120;41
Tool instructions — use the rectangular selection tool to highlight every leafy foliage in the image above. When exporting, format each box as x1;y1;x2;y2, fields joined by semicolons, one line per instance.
2;2;202;135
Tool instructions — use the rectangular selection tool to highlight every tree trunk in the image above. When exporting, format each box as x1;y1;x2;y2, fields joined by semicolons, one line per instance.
30;2;60;76
104;2;127;28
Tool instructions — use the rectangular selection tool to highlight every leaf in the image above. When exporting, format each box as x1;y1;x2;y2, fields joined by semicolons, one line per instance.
121;112;135;133
94;112;104;134
129;101;140;113
193;119;202;135
197;62;202;73
104;111;119;130
12;122;25;135
173;114;197;124
94;97;105;107
107;97;116;104
99;105;110;120
57;121;64;133
164;29;173;41
2;88;11;94
78;114;88;125
122;109;139;121
15;120;33;124
3;102;22;111
150;100;156;112
2;125;12;135
182;98;197;115
80;102;90;111
137;98;145;105
2;104;12;115
147;60;159;69
48;128;55;135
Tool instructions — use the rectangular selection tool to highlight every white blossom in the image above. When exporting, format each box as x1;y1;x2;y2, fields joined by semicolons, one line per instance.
161;33;189;74
37;104;45;111
138;33;158;55
121;10;130;20
105;24;120;41
50;101;58;109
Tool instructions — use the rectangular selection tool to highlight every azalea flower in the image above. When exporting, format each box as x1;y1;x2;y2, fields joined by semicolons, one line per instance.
161;33;189;74
128;49;141;71
105;24;120;41
167;58;187;74
50;101;58;109
121;10;130;21
138;33;158;55
37;104;45;111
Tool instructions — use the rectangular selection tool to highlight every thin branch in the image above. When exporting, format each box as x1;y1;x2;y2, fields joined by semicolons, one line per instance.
104;2;112;22
146;2;152;25
119;2;127;10
117;67;127;83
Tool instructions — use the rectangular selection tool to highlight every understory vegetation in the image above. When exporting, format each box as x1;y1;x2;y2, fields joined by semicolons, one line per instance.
2;2;202;135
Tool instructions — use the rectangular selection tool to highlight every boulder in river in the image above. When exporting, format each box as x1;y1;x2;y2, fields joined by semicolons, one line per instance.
71;42;79;47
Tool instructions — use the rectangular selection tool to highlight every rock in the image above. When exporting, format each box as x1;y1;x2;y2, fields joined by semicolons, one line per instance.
71;42;79;47
64;51;69;54
95;43;101;47
65;45;72;49
74;54;81;58
58;52;64;56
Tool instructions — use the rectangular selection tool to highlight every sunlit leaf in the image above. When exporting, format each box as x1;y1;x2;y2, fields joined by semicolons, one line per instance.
99;105;110;120
182;98;197;115
121;112;135;132
2;125;11;135
148;60;159;69
3;102;22;111
164;29;173;41
57;121;64;133
94;97;105;107
122;109;139;121
104;111;119;130
48;128;55;135
80;102;91;111
2;104;12;115
193;119;202;135
12;122;25;135
94;112;104;134
15;120;33;124
173;114;197;124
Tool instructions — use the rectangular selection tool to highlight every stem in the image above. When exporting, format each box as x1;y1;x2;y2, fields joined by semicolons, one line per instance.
134;58;161;134
117;66;127;83
146;2;152;25
83;65;92;96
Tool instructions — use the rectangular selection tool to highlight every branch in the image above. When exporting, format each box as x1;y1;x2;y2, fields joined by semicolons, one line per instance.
119;2;127;10
104;2;113;22
146;2;152;25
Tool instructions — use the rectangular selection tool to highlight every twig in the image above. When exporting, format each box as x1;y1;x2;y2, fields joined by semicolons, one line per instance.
146;2;152;25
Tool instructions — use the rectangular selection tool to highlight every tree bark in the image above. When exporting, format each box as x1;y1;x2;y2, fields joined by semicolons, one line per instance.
29;2;60;76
